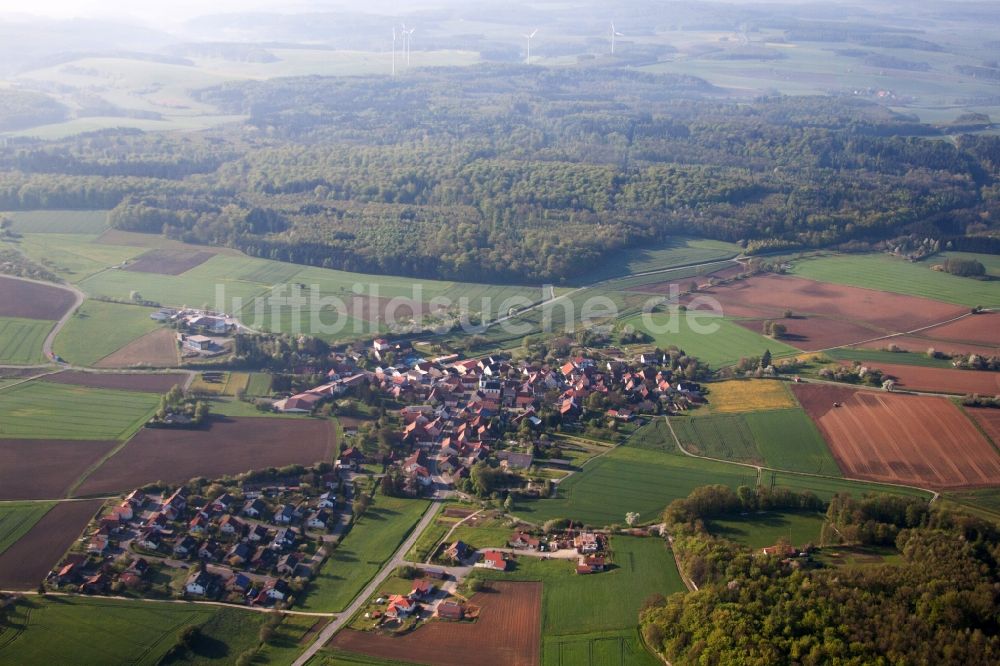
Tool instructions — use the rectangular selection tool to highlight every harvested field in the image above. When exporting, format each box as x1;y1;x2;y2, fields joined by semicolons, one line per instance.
329;581;541;666
42;371;187;393
0;276;76;320
123;248;214;275
0;439;118;500
0;499;103;590
792;384;1000;489
866;363;1000;395
93;328;179;368
707;380;795;414
74;417;336;495
735;317;882;352
918;312;1000;348
680;273;965;342
968;409;1000;445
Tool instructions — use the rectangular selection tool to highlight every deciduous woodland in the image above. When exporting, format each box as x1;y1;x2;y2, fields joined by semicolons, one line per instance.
1;67;998;283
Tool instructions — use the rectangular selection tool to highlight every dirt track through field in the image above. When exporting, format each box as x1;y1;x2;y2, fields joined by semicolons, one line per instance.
793;384;1000;489
0;500;103;590
329;581;542;666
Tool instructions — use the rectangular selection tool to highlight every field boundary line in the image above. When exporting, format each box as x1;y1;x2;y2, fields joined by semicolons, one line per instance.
663;416;937;501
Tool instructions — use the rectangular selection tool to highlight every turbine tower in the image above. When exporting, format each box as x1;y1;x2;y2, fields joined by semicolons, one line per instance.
405;27;415;67
391;26;397;76
610;21;623;55
524;29;538;64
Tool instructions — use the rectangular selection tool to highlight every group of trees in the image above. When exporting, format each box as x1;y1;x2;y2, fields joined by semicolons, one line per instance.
942;256;988;277
643;485;1000;665
1;66;998;283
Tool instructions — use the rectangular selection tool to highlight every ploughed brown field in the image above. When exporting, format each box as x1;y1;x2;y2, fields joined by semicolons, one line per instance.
867;363;1000;395
919;312;1000;348
329;581;542;666
123;248;215;275
792;384;1000;489
42;371;187;393
674;273;966;349
968;409;1000;446
0;499;103;590
93;328;179;368
74;417;336;496
0;439;118;500
0;276;76;320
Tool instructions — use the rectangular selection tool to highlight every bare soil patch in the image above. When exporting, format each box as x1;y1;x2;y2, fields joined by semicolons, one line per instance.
74;417;336;496
123;248;214;276
93;328;179;368
856;336;999;357
792;384;1000;489
42;371;187;393
678;273;965;340
868;363;1000;395
0;276;76;320
0;499;103;590
918;312;1000;348
0;439;118;500
735;317;883;351
968;409;1000;445
329;581;542;666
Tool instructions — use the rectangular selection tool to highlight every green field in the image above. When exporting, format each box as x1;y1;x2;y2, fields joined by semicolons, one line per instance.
765;470;934;502
745;409;841;477
312;651;427;666
543;629;662;666
246;373;273;397
473;536;686;636
825;348;956;369
707;511;827;549
671;414;761;463
943;488;1000;522
0;501;54;554
624;312;799;368
6;233;143;282
3;210;109;234
447;525;511;549
77;268;270;311
0;380;159;440
298;497;429;612
515;447;756;526
160;607;266;666
53;300;160;366
590;236;740;282
934;252;1000;278
791;253;1000;308
0;317;51;364
623;419;680;455
0;597;215;665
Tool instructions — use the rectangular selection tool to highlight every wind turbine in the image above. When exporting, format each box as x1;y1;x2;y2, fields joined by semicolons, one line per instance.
405;27;415;67
610;22;623;55
391;26;397;76
524;28;538;64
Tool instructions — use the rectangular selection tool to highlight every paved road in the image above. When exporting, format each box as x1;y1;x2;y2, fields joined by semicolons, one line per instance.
292;499;443;666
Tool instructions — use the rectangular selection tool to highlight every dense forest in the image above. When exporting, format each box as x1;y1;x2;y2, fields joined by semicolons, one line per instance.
643;485;1000;665
1;66;999;282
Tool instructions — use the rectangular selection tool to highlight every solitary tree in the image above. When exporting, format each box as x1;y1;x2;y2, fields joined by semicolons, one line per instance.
625;511;640;527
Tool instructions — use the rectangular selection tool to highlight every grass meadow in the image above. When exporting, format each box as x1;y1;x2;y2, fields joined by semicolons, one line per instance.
624;313;799;369
791;253;1000;308
473;536;686;636
765;470;934;501
584;236;740;282
0;381;159;440
6;233;143;282
670;414;761;463
0;501;54;554
542;629;661;666
53;300;160;366
745;408;842;476
515;447;756;526
707;511;827;549
0;597;215;665
0;318;51;364
3;210;108;234
298;497;429;612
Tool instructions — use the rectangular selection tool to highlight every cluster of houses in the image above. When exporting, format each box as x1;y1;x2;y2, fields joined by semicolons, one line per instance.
50;476;343;608
368;346;704;493
508;528;609;575
272;361;370;413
